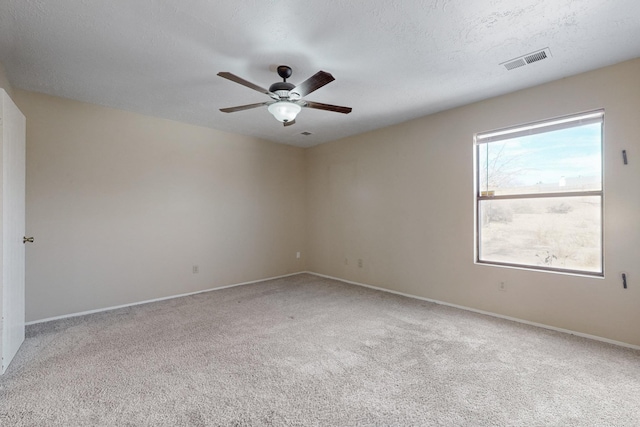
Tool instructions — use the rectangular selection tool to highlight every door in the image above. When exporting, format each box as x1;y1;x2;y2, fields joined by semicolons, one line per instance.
1;89;26;374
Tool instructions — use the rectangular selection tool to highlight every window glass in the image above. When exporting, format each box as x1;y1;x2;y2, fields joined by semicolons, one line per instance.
478;123;602;196
478;196;602;273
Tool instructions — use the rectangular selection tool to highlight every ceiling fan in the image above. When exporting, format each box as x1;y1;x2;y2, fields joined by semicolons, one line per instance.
217;65;352;127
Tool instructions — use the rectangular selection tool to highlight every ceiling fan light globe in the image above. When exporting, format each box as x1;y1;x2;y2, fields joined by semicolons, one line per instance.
268;102;301;123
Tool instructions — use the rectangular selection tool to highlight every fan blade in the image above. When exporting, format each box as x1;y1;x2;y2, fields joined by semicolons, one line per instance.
283;119;296;127
290;71;335;98
217;72;277;98
304;101;352;114
220;102;269;113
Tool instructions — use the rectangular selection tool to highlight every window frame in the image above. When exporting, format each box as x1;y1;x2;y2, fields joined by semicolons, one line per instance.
474;110;605;276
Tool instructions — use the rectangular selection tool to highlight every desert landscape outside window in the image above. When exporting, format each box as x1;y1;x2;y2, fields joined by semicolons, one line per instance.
475;110;604;275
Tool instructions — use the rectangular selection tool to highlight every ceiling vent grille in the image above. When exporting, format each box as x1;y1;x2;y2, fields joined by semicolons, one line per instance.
504;58;526;70
501;48;551;71
524;50;547;64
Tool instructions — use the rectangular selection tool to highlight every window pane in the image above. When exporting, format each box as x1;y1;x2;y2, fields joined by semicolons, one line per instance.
478;123;601;196
478;196;602;273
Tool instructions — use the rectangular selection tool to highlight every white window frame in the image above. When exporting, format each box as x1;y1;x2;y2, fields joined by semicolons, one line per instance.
474;110;604;276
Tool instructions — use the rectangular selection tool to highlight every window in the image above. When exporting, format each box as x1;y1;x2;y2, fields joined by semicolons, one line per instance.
475;110;603;275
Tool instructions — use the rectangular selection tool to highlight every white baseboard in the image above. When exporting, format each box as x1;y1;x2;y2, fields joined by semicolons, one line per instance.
25;271;306;326
306;271;640;351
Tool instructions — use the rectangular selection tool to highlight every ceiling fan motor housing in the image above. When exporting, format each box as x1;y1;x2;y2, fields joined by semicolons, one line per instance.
269;81;295;99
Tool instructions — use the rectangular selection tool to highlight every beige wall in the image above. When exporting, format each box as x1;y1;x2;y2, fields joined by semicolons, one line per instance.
0;61;13;97
306;59;640;346
15;58;640;346
16;90;307;322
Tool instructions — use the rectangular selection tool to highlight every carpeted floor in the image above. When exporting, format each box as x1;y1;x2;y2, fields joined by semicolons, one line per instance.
1;273;639;426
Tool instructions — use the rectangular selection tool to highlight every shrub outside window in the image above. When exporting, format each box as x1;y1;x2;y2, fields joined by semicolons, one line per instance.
475;110;604;275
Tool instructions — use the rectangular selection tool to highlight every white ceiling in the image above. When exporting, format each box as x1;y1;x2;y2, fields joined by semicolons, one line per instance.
1;1;639;148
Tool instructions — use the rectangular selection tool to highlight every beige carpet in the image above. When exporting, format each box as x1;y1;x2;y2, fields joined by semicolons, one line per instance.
1;273;639;426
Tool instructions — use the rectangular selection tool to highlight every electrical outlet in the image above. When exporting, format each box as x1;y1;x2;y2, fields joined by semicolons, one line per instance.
296;251;301;259
499;281;506;292
358;259;363;268
192;265;199;274
344;258;348;265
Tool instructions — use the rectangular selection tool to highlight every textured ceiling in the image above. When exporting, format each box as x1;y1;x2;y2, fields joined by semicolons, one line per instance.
1;1;639;147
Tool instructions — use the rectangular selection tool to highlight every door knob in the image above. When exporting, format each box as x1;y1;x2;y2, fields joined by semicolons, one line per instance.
23;236;34;244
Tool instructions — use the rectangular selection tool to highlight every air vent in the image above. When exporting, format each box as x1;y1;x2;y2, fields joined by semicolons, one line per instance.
501;48;551;71
301;131;312;136
504;58;526;70
524;50;547;64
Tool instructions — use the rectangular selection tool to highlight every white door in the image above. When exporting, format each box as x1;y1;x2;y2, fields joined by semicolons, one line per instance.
1;89;26;374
